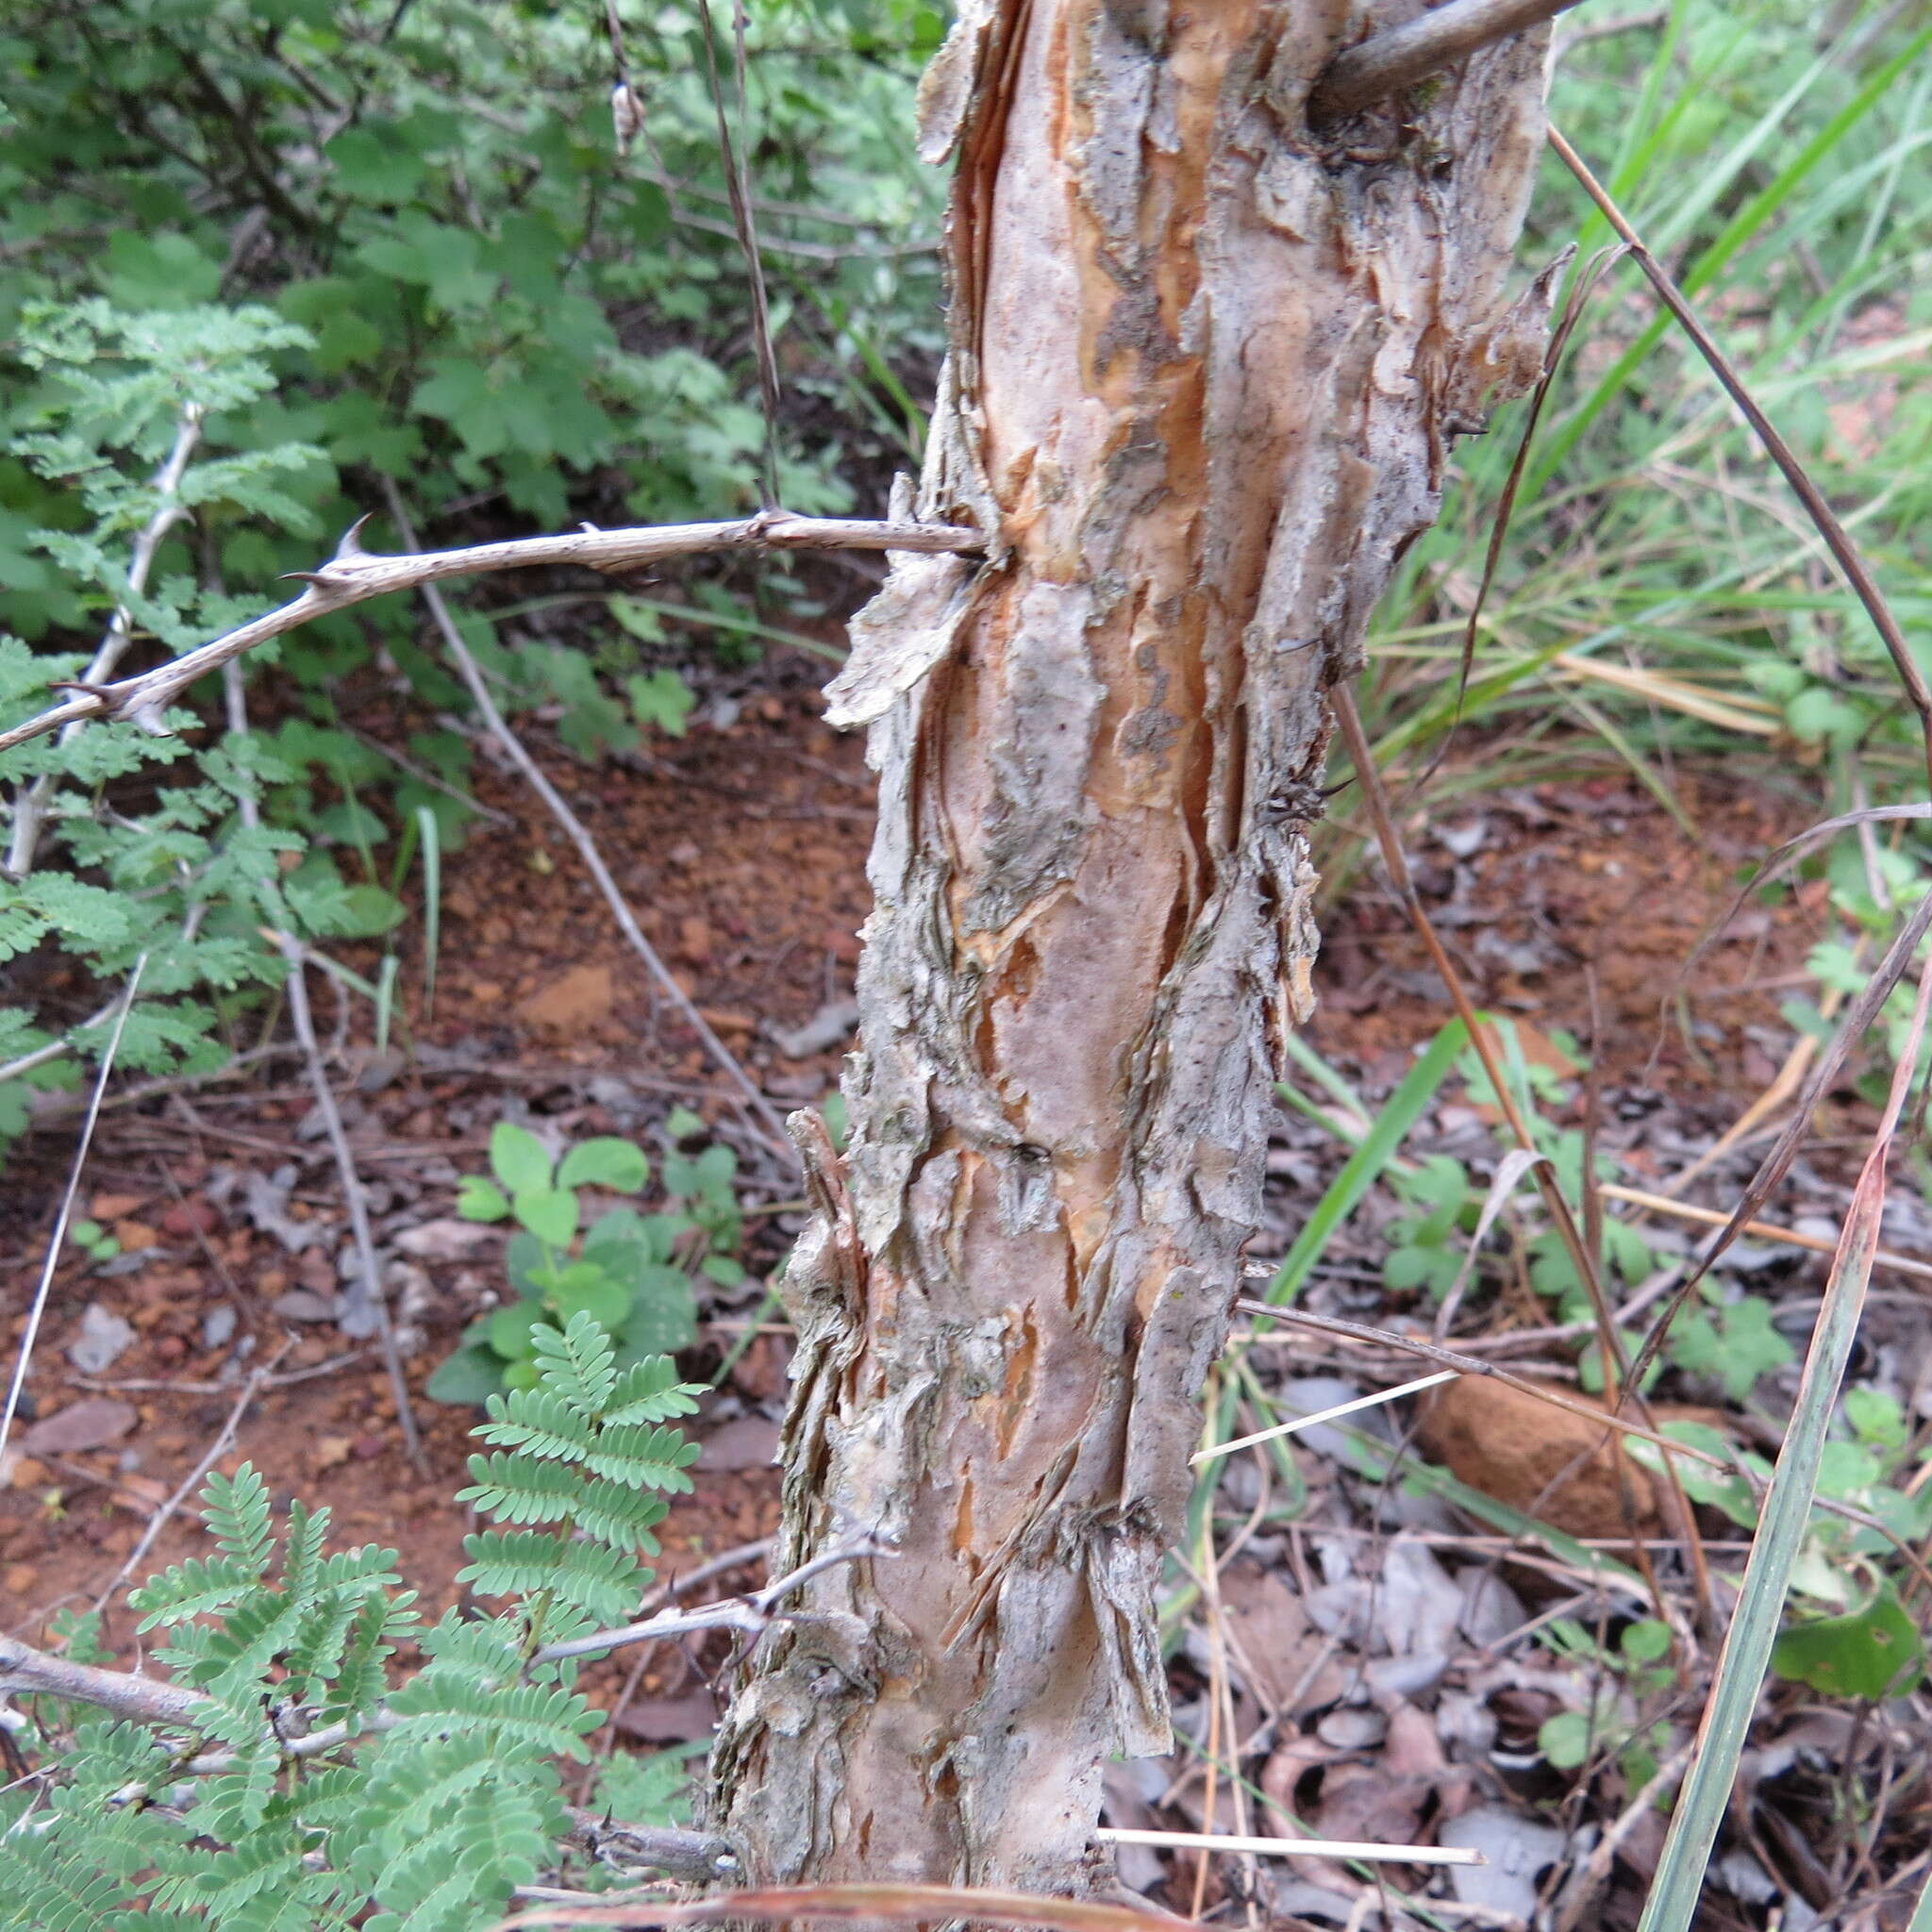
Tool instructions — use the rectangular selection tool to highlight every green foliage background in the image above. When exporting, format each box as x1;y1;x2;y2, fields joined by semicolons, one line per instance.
0;0;944;1141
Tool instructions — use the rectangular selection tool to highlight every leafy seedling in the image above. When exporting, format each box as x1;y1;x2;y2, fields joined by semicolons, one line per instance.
65;1218;121;1266
427;1118;745;1403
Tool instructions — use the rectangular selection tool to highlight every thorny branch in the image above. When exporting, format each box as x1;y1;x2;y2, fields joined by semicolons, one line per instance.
533;1534;891;1663
379;483;794;1158
0;511;983;758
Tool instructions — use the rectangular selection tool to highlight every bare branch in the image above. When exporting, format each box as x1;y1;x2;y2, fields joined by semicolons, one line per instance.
565;1809;741;1883
0;512;983;758
533;1534;888;1664
0;1631;208;1729
0;1543;885;1755
380;483;795;1157
1310;0;1585;121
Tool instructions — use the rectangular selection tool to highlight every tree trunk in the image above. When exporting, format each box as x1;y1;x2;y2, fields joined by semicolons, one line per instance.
714;0;1555;1893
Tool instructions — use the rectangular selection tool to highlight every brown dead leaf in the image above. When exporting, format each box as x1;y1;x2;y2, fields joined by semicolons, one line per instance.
393;1218;500;1261
1219;1558;1346;1715
1383;1698;1448;1779
24;1398;138;1455
1312;1760;1429;1849
612;1691;717;1742
1415;1376;1661;1540
1260;1730;1343;1833
313;1436;354;1471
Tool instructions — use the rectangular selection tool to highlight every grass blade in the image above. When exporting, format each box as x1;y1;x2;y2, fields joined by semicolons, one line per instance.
417;803;441;1024
374;953;398;1057
1535;20;1932;491
1259;1018;1468;1311
1635;954;1932;1932
1547;125;1932;789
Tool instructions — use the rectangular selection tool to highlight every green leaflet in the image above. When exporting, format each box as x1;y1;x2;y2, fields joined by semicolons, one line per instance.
3;1313;704;1928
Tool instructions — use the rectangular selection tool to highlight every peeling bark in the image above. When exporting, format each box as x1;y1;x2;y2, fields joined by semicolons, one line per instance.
714;0;1555;1893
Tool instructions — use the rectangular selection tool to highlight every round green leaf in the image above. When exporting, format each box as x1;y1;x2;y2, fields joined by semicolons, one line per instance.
622;1266;698;1354
582;1206;652;1286
1538;1711;1591;1770
426;1343;506;1406
455;1175;510;1222
558;1137;650;1194
1772;1583;1924;1700
491;1121;554;1194
1621;1619;1673;1664
513;1185;578;1247
506;1230;548;1297
336;884;408;937
552;1266;630;1330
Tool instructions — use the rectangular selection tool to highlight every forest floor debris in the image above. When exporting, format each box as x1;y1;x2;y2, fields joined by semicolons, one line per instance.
3;665;1926;1926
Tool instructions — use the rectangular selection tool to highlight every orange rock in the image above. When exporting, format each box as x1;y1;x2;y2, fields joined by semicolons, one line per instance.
519;963;616;1032
1415;1375;1661;1540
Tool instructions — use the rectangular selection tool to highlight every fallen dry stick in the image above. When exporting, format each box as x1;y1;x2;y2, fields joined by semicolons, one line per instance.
1098;1826;1478;1867
1600;1182;1932;1284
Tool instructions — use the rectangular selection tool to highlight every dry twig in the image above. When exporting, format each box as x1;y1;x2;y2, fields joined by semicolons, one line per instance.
379;483;794;1158
90;1341;295;1610
1311;0;1587;121
8;407;203;874
0;511;980;758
